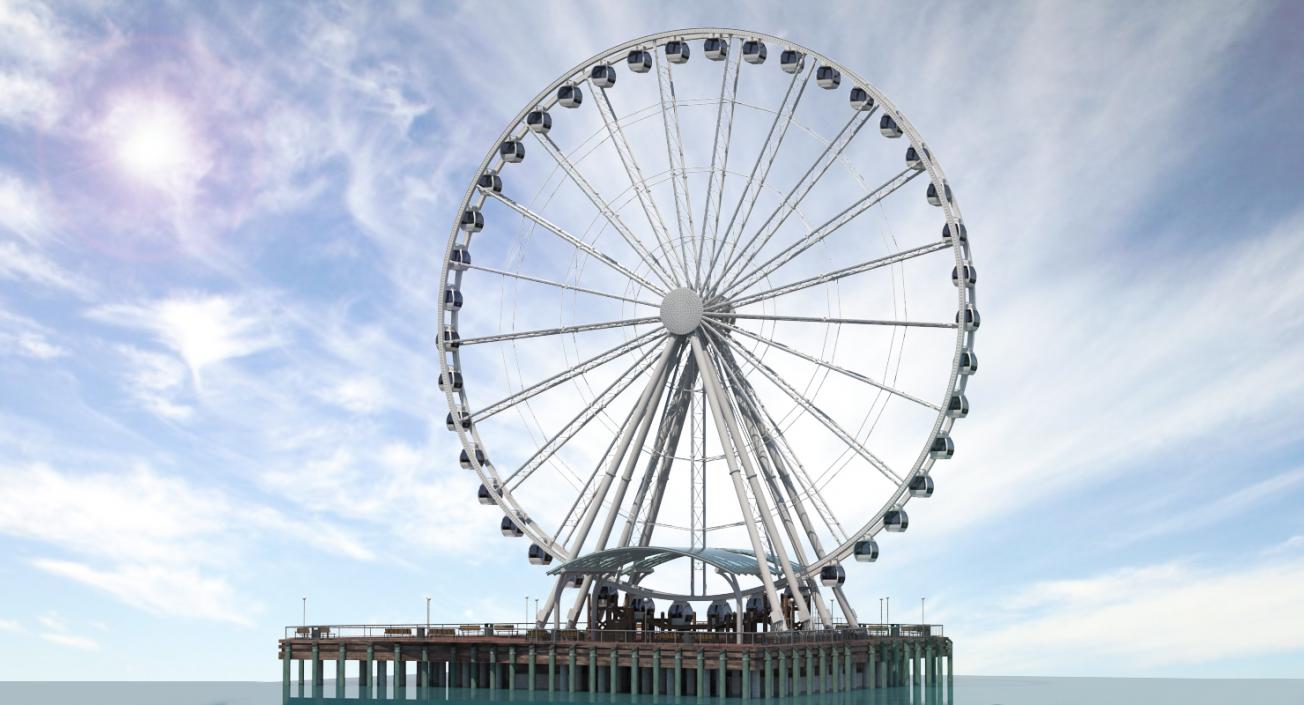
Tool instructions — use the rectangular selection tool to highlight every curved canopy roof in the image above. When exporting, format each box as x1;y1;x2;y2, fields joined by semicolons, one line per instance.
547;546;803;578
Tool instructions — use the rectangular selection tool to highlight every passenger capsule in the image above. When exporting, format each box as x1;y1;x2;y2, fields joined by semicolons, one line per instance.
906;145;928;171
909;474;935;498
880;114;903;138
816;65;841;89
596;585;618;608
952;264;977;287
631;597;656;618
779;49;804;74
627;49;652;73
665;40;690;64
959;350;978;375
557;84;583;108
946;392;969;418
742;39;767;64
446;408;471;431
706;599;734;626
459;445;487;469
527;543;552;566
704;37;728;61
448;245;471;271
499;139;525;163
667;600;695;626
927;182;953;207
443;287;463;311
440;326;460;350
477;482;499;505
459;207;483;233
526;109;552;134
477;171;502;192
438;370;463;392
744;594;770;615
820;563;846;587
942;222;968;242
957;304;981;331
853;539;879;562
884;508;909;532
929;433;955;460
850;87;874;111
500;515;523;537
589;64;616;88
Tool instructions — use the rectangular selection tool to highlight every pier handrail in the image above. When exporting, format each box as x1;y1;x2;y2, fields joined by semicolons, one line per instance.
282;622;943;643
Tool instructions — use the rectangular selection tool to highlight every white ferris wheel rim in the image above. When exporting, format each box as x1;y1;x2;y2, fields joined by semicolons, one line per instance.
436;28;977;603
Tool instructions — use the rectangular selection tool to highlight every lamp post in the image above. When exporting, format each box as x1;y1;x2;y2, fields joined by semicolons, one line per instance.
886;596;890;625
879;598;883;625
525;596;529;625
302;596;307;626
921;597;926;627
426;596;431;629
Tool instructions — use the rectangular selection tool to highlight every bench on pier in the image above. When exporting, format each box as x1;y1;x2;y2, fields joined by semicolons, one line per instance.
383;628;413;636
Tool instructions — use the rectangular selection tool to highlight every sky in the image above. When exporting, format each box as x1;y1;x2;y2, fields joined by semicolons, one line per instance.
1;0;1303;682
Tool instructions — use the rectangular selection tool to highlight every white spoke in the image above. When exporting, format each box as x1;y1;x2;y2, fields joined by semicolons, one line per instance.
699;41;742;290
621;355;698;548
592;83;686;284
709;317;940;411
471;330;662;423
717;240;950;311
458;316;660;347
716;167;925;300
714;107;876;290
465;263;660;308
654;50;696;283
703;63;813;289
531;133;679;289
504;339;664;490
484;190;665;294
706;321;905;486
706;312;956;330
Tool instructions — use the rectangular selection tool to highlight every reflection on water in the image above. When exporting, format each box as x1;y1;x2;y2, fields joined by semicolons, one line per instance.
5;678;1304;705
285;684;945;704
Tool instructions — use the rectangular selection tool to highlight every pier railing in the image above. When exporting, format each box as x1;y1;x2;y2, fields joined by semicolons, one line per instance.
283;622;943;644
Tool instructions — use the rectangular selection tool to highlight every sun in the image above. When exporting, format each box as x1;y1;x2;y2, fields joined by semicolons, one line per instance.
102;97;206;192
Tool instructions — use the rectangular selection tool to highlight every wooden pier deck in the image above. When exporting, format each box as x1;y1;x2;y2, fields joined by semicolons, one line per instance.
279;623;953;699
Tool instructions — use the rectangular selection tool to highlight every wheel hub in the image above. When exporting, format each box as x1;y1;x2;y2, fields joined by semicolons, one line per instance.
659;287;704;335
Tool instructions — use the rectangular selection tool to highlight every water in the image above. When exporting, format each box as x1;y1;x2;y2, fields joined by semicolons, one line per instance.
2;679;1303;705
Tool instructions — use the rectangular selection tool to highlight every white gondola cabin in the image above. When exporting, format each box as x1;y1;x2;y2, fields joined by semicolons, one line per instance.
438;370;463;392
742;40;767;64
440;326;460;350
665;40;690;64
446;408;471;431
589;64;616;88
449;244;471;271
500;516;523;537
820;563;846;587
459;207;483;233
952;264;977;287
477;171;502;192
706;600;734;626
442;287;463;311
942;222;968;241
627;49;652;73
557;84;582;108
854;539;879;562
816;65;841;89
528;543;552;566
668;600;695;626
946;392;969;418
880;114;903;138
499;139;524;163
909;474;935;498
959;350;978;375
850;87;874;111
957;304;980;330
927;182;953;207
780;49;804;74
884;508;909;532
704;37;728;61
526;109;552;134
459;445;487;469
929;433;955;460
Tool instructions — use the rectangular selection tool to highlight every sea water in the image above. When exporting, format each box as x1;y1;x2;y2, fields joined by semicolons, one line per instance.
2;678;1303;705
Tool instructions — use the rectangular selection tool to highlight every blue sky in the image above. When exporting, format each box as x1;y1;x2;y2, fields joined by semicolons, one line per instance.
2;0;1303;681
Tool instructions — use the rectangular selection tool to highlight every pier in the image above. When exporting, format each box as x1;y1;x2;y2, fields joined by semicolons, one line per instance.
279;622;952;699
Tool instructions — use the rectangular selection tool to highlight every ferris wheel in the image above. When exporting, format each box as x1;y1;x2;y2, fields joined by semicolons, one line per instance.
437;28;977;631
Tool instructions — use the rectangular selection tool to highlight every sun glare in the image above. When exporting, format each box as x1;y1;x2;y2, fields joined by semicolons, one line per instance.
104;98;203;191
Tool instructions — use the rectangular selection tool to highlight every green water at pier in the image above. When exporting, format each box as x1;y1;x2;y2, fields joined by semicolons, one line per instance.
2;678;1304;705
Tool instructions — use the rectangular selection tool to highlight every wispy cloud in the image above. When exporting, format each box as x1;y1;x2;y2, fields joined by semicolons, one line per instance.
40;633;100;651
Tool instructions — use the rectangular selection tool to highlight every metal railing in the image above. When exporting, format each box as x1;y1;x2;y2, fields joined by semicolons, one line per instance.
283;622;943;643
